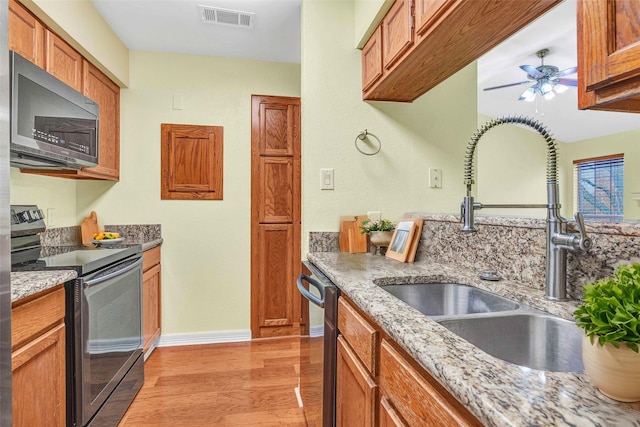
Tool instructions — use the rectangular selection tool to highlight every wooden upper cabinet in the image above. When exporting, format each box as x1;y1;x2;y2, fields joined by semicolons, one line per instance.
83;61;121;179
8;0;44;67
45;30;83;92
362;0;560;101
161;123;224;200
382;0;414;70
414;0;452;37
578;0;640;112
362;26;383;91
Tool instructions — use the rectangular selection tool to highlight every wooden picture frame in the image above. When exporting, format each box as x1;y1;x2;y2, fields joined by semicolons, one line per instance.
385;220;417;262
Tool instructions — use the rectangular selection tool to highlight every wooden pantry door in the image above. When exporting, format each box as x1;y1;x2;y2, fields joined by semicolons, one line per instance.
250;95;304;338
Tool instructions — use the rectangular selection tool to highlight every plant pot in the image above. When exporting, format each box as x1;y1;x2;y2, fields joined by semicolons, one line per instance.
369;231;393;247
582;335;640;402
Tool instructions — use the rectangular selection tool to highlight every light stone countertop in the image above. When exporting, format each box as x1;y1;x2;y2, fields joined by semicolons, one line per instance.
308;251;640;427
11;270;77;303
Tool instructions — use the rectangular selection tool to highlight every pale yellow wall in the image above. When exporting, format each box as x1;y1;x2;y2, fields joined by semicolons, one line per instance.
474;114;572;218
563;128;640;220
75;51;301;335
302;0;477;254
9;169;77;226
354;0;393;48
22;0;129;86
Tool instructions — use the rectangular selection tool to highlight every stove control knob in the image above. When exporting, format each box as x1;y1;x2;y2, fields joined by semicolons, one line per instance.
17;211;30;223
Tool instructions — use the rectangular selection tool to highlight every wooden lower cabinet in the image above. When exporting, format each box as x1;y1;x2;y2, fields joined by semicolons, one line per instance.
142;246;162;357
11;287;66;427
336;296;482;427
379;396;408;427
336;336;377;427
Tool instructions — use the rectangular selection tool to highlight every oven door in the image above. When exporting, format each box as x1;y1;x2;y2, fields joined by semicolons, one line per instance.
74;256;143;426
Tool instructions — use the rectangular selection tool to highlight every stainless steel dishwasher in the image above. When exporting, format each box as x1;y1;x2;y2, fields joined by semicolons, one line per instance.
296;261;339;427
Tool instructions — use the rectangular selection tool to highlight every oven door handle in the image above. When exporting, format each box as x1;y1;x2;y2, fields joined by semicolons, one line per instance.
84;257;143;287
297;274;325;308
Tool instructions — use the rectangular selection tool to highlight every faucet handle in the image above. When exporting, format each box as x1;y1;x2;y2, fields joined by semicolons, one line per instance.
574;212;593;251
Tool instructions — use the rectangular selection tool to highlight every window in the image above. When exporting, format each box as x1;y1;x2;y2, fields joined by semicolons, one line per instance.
574;154;624;222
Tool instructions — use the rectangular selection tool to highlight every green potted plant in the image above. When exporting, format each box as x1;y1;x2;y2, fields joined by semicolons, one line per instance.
360;218;395;250
574;263;640;402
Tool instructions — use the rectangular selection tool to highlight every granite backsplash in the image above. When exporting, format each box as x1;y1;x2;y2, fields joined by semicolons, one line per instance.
309;214;640;299
40;224;161;246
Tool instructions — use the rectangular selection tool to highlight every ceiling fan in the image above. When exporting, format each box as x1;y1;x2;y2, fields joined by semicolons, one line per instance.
484;48;577;101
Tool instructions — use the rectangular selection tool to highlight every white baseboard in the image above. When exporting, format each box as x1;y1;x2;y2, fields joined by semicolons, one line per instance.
309;324;324;337
158;329;252;347
157;325;325;348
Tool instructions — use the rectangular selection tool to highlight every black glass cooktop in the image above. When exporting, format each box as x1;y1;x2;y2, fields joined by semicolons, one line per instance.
11;244;142;275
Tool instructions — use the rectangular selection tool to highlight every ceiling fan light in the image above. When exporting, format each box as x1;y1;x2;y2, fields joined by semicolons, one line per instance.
544;90;555;100
554;83;569;94
519;87;536;102
540;81;554;94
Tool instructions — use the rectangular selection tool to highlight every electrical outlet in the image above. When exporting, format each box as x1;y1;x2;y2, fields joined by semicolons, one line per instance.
429;168;442;188
367;211;381;222
320;168;334;190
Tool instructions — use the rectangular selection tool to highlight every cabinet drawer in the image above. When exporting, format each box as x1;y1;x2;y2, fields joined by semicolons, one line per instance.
12;287;65;352
380;339;479;427
338;298;378;375
143;246;161;272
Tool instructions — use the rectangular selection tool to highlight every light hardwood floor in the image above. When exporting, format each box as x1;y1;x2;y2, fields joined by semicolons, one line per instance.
119;337;306;426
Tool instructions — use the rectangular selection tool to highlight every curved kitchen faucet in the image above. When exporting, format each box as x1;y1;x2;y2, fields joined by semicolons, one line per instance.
460;115;592;301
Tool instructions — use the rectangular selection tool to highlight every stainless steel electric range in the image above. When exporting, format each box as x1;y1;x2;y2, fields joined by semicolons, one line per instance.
11;205;144;427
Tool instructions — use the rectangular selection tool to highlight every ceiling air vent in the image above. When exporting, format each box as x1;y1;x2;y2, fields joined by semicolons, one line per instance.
198;5;255;29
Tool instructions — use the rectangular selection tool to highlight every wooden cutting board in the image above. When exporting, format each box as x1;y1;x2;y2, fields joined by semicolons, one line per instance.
81;211;99;245
339;215;369;253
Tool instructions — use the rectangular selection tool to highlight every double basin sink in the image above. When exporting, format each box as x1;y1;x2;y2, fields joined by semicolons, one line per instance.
381;283;583;372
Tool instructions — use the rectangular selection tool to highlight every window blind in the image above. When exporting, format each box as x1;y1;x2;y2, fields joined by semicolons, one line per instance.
573;154;624;222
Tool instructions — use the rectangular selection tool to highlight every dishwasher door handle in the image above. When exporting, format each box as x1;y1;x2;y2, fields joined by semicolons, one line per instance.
297;274;325;308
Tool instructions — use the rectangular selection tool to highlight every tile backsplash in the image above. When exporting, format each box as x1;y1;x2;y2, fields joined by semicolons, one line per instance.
309;214;640;300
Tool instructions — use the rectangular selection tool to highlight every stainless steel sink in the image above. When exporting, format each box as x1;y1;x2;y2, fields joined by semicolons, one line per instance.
382;283;519;317
438;314;584;372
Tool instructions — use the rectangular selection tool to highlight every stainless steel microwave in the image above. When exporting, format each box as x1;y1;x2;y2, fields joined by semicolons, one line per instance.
10;51;99;170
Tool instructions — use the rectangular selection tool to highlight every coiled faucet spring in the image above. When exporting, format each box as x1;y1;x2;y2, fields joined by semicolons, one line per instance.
463;115;558;191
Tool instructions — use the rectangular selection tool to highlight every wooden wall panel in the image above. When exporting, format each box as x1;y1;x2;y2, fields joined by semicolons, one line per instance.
161;123;223;200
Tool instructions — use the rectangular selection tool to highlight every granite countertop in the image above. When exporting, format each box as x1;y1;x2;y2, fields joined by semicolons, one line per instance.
308;252;640;427
10;236;163;304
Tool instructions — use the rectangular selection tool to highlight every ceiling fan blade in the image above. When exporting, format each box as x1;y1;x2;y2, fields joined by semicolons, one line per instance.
556;78;577;86
519;64;544;78
483;80;531;91
557;66;577;76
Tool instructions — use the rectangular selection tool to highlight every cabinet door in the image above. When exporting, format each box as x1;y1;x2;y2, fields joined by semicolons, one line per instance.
161;123;223;199
380;339;478;426
12;323;66;427
414;0;452;37
382;0;414;70
83;61;121;180
578;0;640;111
8;0;44;67
380;396;408;427
45;30;83;92
362;26;383;91
336;336;377;427
143;263;161;355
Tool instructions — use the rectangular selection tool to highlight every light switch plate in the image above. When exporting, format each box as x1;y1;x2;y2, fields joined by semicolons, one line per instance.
320;168;334;190
429;168;442;188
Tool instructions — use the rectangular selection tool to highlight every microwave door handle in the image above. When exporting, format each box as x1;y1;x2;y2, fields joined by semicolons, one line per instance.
84;257;143;288
297;274;325;308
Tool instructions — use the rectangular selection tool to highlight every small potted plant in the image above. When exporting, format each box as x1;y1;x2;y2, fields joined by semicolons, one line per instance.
574;263;640;402
360;218;395;250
